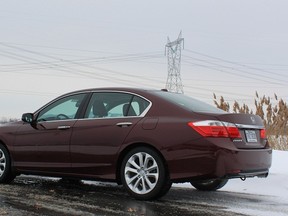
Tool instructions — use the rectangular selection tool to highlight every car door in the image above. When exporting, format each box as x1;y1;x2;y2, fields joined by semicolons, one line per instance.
13;93;87;173
70;92;151;178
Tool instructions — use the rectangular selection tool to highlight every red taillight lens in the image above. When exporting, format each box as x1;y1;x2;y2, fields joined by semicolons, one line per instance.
188;120;241;138
260;129;266;139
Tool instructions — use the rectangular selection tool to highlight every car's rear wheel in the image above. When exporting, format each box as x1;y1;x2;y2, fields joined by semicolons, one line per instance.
191;179;228;191
121;147;171;200
0;144;16;184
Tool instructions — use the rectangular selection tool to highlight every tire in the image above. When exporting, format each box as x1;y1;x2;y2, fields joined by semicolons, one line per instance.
191;179;228;191
120;147;171;200
0;144;16;184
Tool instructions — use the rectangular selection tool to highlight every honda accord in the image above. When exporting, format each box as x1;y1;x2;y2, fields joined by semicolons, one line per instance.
0;88;272;200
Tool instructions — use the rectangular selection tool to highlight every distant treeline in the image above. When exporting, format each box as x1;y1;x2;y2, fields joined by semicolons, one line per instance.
0;117;19;124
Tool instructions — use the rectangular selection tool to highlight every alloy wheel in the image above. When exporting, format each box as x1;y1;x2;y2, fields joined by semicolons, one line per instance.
0;149;6;177
124;152;159;195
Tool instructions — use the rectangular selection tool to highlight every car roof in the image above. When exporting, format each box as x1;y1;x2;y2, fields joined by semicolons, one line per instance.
65;87;165;97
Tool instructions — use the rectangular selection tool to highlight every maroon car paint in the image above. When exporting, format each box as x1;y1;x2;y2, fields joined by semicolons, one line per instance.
0;88;272;184
69;117;141;179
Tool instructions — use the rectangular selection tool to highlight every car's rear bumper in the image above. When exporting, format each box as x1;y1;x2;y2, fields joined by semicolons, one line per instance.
214;148;272;178
167;147;272;182
224;168;269;179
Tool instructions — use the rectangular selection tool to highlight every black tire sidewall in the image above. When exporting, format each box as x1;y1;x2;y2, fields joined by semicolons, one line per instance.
120;147;167;200
191;179;228;191
0;145;12;183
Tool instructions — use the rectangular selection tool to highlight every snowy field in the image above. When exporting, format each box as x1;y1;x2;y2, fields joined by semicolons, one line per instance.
223;150;287;216
175;150;288;216
175;150;287;197
223;150;287;198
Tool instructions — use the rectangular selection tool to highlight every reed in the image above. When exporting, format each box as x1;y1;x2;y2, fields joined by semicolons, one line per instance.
213;92;288;150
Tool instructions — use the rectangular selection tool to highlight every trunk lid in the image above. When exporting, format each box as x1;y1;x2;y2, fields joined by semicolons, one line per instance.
215;113;267;149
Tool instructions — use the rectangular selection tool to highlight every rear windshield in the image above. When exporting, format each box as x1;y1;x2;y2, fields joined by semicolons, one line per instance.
155;91;226;114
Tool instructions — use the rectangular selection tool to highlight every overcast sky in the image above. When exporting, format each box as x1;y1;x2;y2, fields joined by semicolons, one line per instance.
1;0;288;118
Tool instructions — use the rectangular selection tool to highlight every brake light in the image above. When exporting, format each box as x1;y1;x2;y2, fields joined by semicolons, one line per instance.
188;120;241;138
260;129;266;139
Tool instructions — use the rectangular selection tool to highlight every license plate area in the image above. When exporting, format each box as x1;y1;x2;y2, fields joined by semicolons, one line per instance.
245;130;257;143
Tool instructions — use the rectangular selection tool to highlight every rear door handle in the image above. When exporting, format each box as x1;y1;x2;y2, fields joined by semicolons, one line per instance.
57;126;71;130
116;122;133;127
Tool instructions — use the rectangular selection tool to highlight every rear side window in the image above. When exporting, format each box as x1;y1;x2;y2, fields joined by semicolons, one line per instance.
130;96;150;116
155;91;226;114
84;92;150;119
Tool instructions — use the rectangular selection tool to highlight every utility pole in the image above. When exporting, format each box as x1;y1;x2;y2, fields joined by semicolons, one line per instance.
165;32;184;94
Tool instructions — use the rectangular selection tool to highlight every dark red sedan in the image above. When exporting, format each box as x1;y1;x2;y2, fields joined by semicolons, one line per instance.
0;88;272;200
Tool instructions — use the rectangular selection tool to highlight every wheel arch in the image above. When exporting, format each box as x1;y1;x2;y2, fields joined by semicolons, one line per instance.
0;139;17;182
0;139;10;155
115;142;169;185
0;139;16;173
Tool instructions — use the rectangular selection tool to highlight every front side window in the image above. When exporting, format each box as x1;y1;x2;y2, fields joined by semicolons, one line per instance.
37;93;86;122
84;92;150;119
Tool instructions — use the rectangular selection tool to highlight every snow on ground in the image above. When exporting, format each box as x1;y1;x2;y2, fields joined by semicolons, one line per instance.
222;151;288;216
222;150;288;216
175;150;288;198
223;150;288;200
174;150;288;216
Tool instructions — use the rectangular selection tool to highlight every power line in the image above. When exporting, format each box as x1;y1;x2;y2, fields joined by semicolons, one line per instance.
0;42;286;101
0;45;165;88
182;56;287;86
184;49;288;80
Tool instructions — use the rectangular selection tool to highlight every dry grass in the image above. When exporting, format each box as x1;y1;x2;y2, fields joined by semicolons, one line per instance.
214;92;288;150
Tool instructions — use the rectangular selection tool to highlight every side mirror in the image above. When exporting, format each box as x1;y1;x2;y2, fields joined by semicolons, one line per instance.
22;113;34;123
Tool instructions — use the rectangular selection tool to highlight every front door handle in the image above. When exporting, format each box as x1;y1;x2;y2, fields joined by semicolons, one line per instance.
57;126;71;130
116;122;133;127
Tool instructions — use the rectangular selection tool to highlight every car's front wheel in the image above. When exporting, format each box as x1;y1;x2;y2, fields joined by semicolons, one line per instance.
0;144;16;184
120;147;171;200
191;179;228;191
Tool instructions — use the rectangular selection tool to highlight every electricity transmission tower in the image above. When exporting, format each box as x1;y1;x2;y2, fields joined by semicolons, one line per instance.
165;32;184;94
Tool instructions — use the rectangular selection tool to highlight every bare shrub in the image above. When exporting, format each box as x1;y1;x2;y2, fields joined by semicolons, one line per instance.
214;93;288;150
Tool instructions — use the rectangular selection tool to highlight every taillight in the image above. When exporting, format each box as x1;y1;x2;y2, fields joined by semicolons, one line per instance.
188;120;241;138
260;129;266;139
